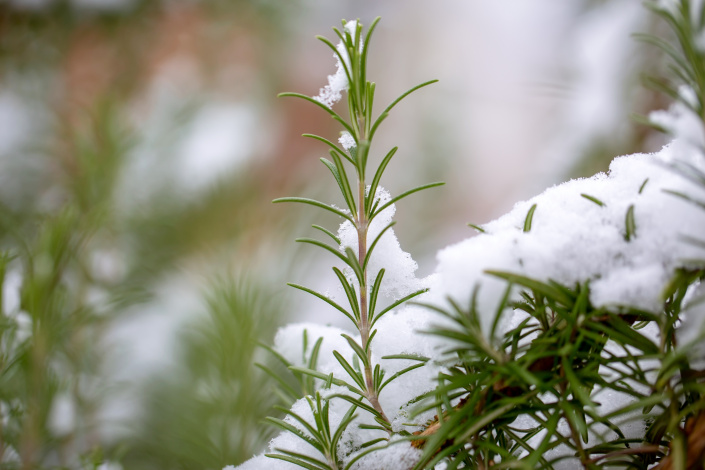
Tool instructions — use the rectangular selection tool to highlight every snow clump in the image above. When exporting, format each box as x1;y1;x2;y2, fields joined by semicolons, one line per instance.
337;187;429;302
313;20;359;108
425;143;705;336
338;131;356;151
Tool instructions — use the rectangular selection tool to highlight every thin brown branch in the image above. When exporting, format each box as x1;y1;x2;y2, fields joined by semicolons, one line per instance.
588;445;662;464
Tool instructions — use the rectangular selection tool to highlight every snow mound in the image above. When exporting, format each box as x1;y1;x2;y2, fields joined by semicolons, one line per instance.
426;144;705;335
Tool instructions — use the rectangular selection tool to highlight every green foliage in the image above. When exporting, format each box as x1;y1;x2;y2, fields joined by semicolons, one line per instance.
268;17;442;468
637;0;705;123
118;279;282;470
412;271;705;468
0;51;288;470
266;391;358;470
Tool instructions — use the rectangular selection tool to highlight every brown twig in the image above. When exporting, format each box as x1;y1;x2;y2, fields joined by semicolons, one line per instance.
655;410;705;470
588;445;662;464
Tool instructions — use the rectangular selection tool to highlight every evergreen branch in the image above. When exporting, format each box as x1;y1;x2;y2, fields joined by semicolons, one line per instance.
381;354;429;362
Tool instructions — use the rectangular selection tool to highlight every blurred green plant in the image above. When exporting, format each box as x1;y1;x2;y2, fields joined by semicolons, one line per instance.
118;278;282;470
0;1;299;462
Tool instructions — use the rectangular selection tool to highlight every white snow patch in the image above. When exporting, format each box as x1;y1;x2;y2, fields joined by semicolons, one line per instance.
427;144;705;336
339;131;356;151
337;187;428;302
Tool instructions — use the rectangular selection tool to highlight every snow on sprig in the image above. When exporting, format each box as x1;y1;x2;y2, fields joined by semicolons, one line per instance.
247;17;442;470
313;20;359;108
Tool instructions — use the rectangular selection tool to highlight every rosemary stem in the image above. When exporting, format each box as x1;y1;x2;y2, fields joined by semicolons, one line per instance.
357;160;389;425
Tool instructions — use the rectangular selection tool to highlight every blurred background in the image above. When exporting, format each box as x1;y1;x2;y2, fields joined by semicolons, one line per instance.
0;0;672;468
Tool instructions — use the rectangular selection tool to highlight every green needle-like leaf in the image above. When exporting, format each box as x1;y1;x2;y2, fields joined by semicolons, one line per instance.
264;418;322;452
303;133;354;165
320;158;356;217
331;404;358;449
278;92;354;135
311;225;341;245
624;204;637;241
274;197;354;223
266;452;329;470
288;366;365;397
369;182;445;223
523;203;537;232
288;283;357;327
580;193;605;207
333;350;367;389
332;267;361;322
340;334;370;367
296;238;353;269
486;271;574;306
369;80;439;140
370;287;428;328
378;362;425;393
367;268;385;323
366;146;398;214
329;150;357;214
